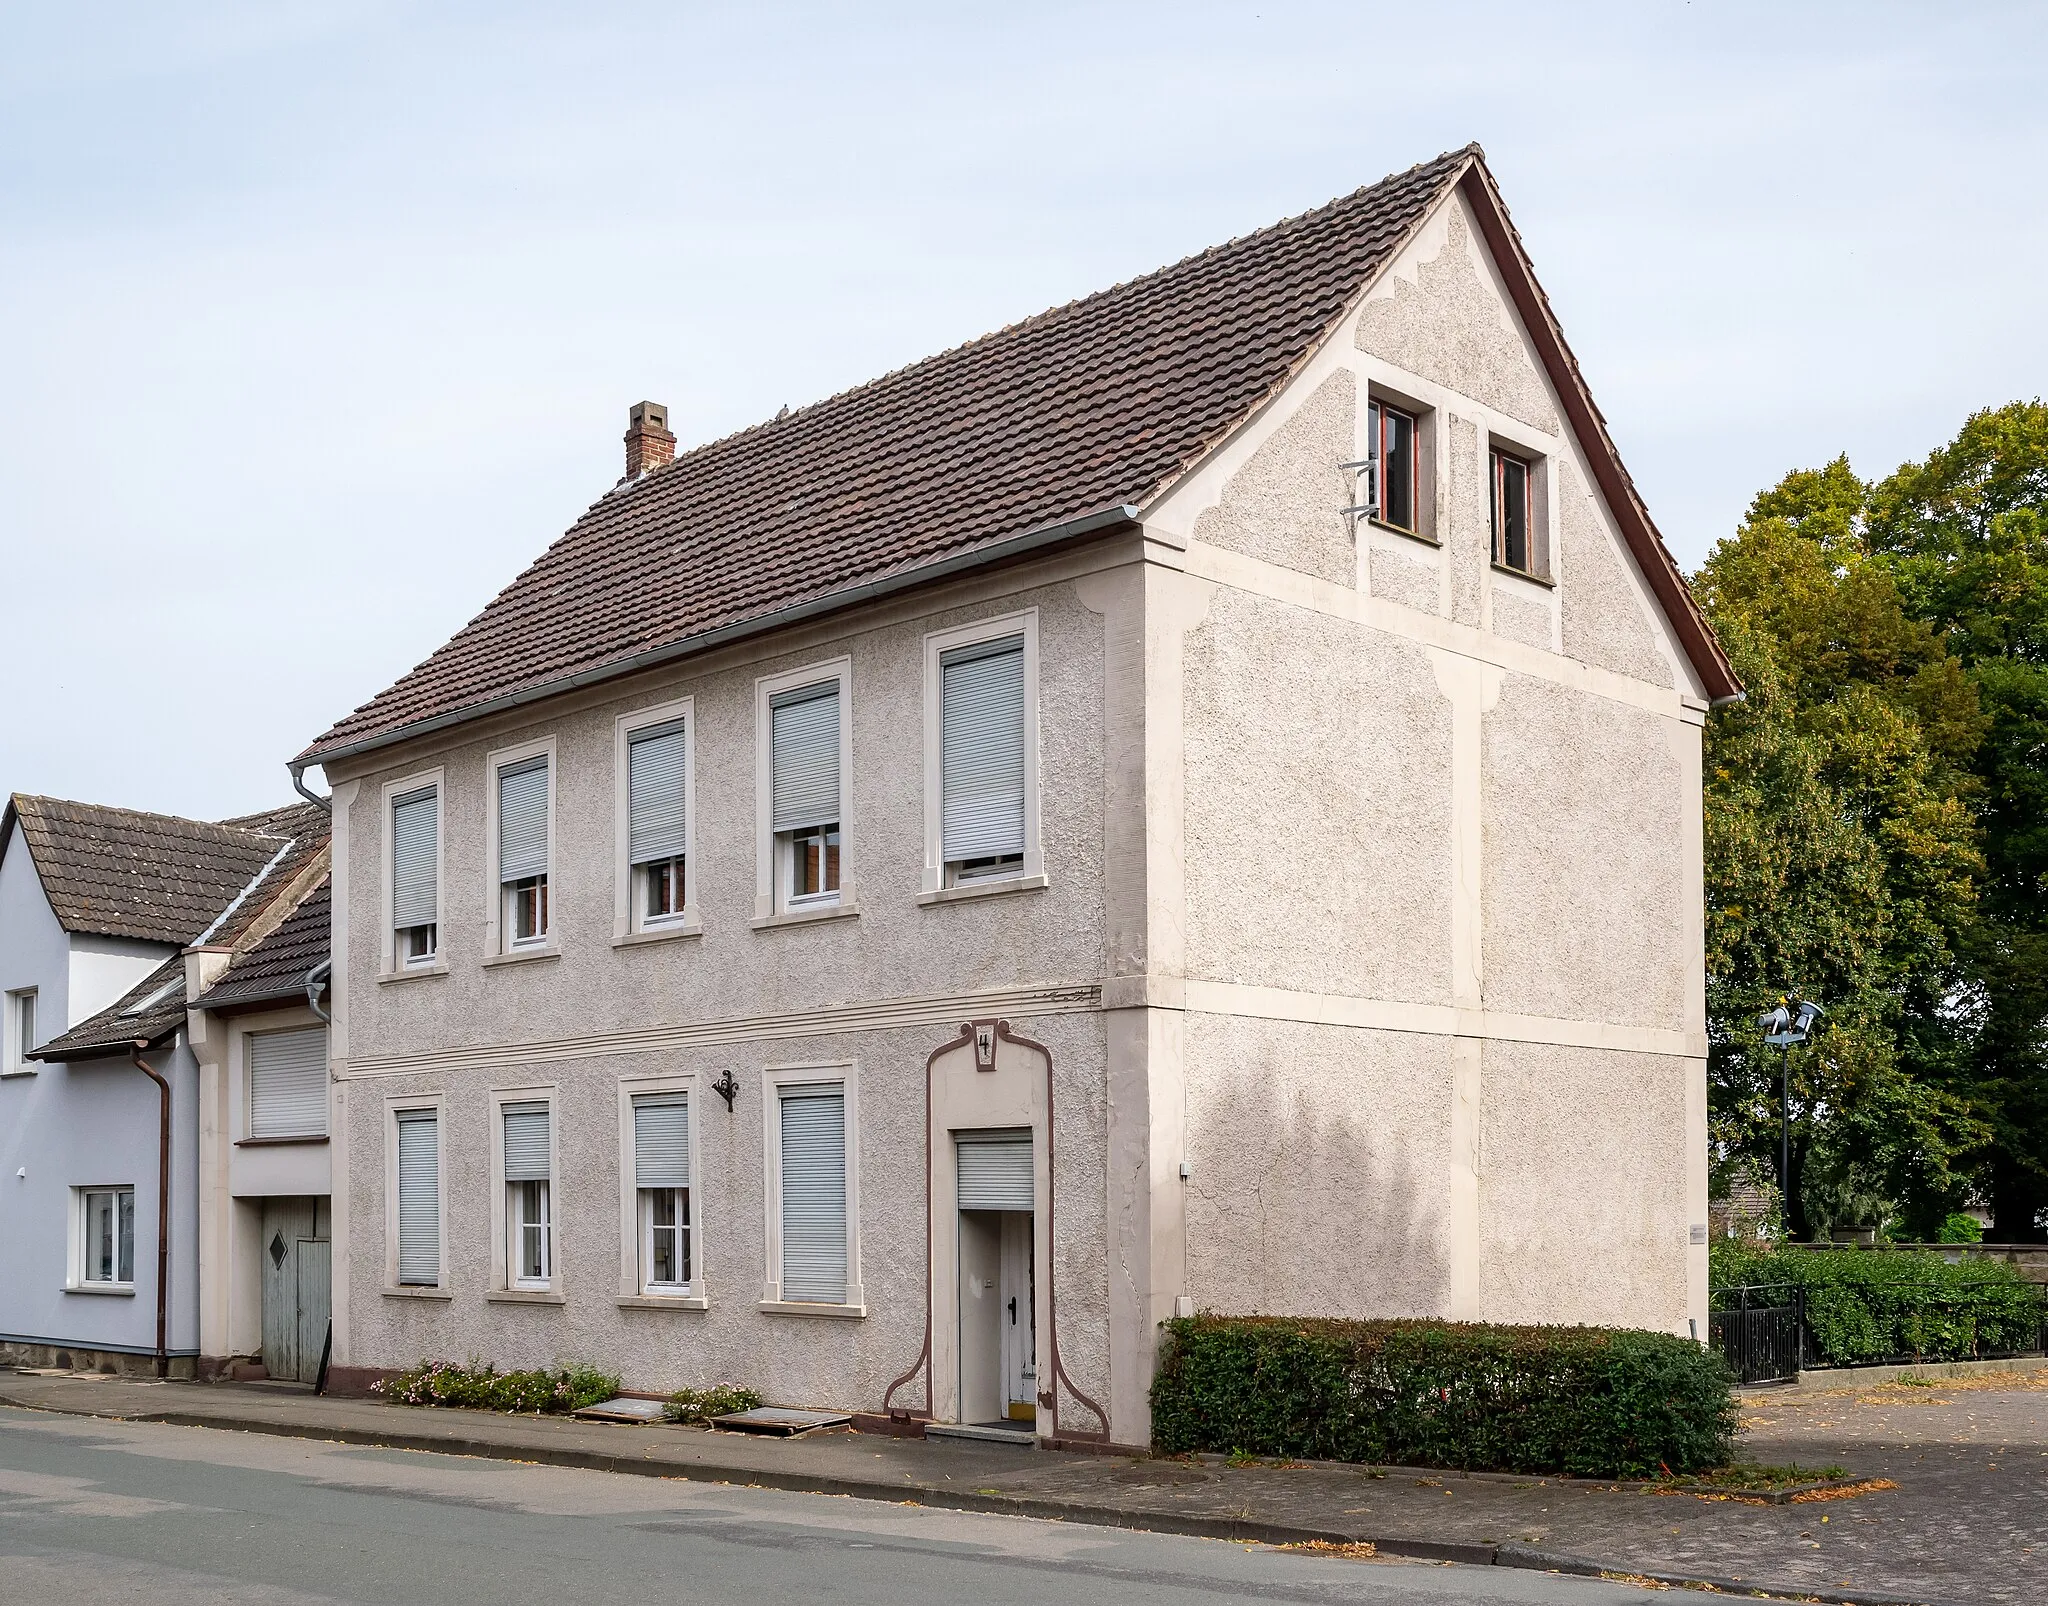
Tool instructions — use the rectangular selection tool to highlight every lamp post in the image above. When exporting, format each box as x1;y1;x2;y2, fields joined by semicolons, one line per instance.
1758;998;1824;1238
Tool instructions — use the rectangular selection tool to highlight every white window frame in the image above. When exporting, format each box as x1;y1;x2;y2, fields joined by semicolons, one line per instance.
4;986;38;1075
383;1095;449;1293
920;609;1044;899
613;696;700;944
70;1184;136;1291
615;1071;706;1306
758;1060;863;1316
381;767;446;977
753;658;855;923
483;736;557;959
490;1084;559;1295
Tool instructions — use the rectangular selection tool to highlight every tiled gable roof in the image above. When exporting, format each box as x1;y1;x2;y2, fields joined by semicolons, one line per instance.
300;148;1482;763
1;794;299;947
32;955;188;1060
192;879;330;1013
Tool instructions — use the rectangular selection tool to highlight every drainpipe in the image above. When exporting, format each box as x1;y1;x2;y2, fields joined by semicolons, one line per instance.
304;959;332;1024
129;1042;173;1379
288;760;330;813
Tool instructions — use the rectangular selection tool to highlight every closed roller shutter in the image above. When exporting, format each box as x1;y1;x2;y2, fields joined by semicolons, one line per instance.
778;1087;847;1303
502;1101;551;1182
633;1094;690;1189
396;1110;439;1285
941;637;1026;862
628;723;688;865
770;684;841;833
956;1130;1033;1211
249;1026;327;1139
498;758;550;882
391;787;438;928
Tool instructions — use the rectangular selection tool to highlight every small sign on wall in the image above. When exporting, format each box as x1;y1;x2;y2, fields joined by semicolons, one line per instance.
974;1023;997;1072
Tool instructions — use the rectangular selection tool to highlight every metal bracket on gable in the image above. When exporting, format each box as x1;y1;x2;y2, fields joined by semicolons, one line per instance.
1339;456;1377;521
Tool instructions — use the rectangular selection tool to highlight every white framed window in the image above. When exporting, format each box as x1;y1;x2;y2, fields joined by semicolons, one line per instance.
247;1025;328;1139
75;1186;136;1288
4;987;38;1074
616;1074;705;1305
922;611;1042;896
759;1063;863;1313
485;739;555;955
614;699;697;940
385;774;442;970
388;1102;444;1289
635;1094;692;1291
754;660;853;920
493;1090;556;1291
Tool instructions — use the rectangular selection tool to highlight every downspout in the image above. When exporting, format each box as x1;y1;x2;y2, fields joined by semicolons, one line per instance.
288;760;330;813
129;1042;173;1379
305;959;332;1024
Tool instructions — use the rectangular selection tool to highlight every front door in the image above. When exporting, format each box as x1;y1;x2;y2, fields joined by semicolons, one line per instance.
999;1211;1036;1423
258;1197;329;1383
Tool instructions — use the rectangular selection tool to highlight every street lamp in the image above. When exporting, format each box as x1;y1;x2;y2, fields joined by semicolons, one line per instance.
1758;998;1824;1237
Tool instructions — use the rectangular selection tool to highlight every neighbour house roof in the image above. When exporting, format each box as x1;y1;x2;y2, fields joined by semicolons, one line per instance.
0;794;311;947
17;798;331;1063
31;955;189;1060
299;145;1733;769
191;879;331;1013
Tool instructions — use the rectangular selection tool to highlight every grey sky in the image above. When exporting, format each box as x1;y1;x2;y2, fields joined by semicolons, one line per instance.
4;2;2044;819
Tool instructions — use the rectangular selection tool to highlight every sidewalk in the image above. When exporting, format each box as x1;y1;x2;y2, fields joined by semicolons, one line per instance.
6;1367;2044;1606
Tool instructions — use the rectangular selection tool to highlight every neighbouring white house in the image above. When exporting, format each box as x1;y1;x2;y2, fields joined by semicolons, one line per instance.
1;795;330;1379
295;145;1737;1448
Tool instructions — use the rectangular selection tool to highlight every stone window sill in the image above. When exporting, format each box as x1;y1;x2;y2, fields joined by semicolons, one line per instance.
382;1285;453;1300
918;873;1048;907
612;922;704;949
1490;561;1555;590
485;1288;566;1305
757;1299;866;1319
750;902;859;932
64;1283;135;1297
0;1067;38;1078
482;946;560;969
1367;517;1439;547
379;963;449;985
235;1135;329;1148
616;1294;710;1311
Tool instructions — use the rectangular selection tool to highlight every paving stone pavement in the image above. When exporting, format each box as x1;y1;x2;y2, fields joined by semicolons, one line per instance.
5;1366;2044;1604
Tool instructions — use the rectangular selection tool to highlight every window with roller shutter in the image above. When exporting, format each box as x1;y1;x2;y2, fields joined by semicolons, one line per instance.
248;1026;327;1139
777;1086;847;1304
395;1110;440;1287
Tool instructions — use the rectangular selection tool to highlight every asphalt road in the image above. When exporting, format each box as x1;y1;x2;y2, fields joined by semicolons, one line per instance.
0;1405;1659;1606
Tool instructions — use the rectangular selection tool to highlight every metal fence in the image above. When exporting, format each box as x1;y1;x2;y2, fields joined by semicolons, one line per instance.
1708;1283;1805;1384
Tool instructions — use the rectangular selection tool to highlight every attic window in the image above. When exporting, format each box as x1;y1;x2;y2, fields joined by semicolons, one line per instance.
1367;399;1419;533
121;979;182;1017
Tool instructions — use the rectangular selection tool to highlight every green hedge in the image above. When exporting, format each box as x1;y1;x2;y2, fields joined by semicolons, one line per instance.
376;1359;620;1413
1713;1244;2047;1367
1150;1316;1736;1478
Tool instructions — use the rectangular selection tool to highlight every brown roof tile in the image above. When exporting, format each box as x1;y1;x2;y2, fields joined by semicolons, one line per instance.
301;148;1481;763
191;880;330;1013
32;955;188;1060
1;795;305;947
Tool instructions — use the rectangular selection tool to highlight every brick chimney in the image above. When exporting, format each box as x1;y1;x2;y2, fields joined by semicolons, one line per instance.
624;400;675;479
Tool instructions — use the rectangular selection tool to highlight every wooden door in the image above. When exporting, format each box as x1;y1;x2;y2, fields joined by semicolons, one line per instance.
295;1238;331;1384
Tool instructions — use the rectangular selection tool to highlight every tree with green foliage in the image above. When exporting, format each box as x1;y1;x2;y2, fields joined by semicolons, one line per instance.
1865;402;2048;1239
1696;401;2048;1241
1696;462;1985;1240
